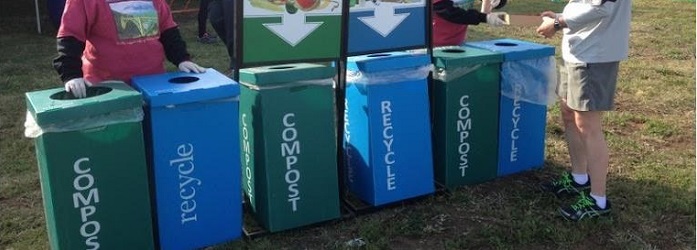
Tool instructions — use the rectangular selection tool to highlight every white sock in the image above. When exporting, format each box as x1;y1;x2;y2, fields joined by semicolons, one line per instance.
590;193;607;209
571;172;589;185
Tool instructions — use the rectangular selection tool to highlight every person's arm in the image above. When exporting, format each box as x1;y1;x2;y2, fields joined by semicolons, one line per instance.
480;0;492;14
434;0;487;25
53;36;91;98
560;0;615;30
53;36;85;83
160;26;206;73
159;27;191;66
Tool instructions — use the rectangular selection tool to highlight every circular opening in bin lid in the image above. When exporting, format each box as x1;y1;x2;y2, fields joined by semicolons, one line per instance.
50;86;113;100
268;66;295;70
367;53;391;57
494;42;518;47
169;76;199;84
442;48;466;54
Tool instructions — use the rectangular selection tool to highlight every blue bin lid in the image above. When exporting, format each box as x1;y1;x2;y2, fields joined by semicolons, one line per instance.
131;68;240;107
347;51;431;73
25;81;143;126
465;39;555;61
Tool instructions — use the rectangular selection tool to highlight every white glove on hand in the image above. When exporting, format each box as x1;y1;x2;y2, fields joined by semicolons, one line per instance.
486;12;507;27
178;61;206;73
65;78;91;98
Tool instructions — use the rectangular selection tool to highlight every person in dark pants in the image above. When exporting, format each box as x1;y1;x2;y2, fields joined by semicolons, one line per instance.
208;0;235;73
197;0;218;43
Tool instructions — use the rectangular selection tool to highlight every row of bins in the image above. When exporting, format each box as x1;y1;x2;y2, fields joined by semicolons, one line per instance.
24;39;554;249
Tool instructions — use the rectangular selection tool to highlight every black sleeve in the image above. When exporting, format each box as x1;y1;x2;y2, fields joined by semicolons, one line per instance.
159;26;191;66
434;1;488;25
53;36;85;83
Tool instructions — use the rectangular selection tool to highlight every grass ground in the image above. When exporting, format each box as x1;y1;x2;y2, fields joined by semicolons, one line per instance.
1;0;695;249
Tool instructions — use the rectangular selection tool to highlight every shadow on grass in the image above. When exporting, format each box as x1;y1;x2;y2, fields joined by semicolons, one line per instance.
207;157;694;250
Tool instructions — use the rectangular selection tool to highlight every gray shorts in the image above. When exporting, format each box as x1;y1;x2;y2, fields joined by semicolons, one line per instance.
557;61;620;111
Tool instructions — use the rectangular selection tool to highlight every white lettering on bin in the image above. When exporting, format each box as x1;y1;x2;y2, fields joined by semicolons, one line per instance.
510;84;522;162
72;158;101;250
281;113;301;212
381;101;396;191
241;114;254;204
344;99;354;184
170;143;201;224
456;95;472;177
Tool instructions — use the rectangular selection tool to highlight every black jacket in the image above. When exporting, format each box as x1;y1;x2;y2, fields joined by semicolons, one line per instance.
434;0;488;25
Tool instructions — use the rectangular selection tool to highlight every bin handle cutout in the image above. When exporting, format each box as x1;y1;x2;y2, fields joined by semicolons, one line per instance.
169;76;199;84
442;48;466;54
49;86;113;100
494;42;518;47
82;125;108;133
367;53;391;57
289;85;308;92
268;66;296;70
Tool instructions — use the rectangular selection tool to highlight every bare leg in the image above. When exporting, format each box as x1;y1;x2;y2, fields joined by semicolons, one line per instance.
573;110;609;196
480;0;492;13
559;101;588;177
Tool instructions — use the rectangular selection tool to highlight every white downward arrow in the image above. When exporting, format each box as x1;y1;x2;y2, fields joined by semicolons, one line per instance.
358;4;410;37
263;12;323;47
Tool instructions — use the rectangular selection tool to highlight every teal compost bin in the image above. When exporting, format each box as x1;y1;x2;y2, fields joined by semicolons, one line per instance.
131;69;242;250
239;63;341;233
24;82;154;250
344;51;435;206
466;39;555;177
431;46;503;189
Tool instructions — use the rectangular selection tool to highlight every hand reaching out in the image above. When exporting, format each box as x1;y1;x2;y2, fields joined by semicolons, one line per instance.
536;12;558;38
486;12;507;27
178;61;206;73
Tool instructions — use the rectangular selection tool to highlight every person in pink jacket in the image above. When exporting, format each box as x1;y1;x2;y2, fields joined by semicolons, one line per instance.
432;0;506;47
53;0;206;98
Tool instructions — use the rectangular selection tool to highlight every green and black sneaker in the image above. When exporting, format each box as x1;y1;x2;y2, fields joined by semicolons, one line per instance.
558;192;611;221
540;172;591;197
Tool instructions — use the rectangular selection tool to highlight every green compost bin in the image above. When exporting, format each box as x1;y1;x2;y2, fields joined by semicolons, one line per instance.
24;82;154;250
239;63;341;232
431;46;503;189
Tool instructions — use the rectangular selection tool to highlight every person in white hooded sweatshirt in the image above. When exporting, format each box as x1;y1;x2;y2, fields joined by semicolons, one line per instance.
536;0;632;221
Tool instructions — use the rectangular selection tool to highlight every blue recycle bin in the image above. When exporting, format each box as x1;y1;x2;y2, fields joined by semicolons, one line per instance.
344;51;435;206
132;69;242;250
466;39;555;177
347;1;427;55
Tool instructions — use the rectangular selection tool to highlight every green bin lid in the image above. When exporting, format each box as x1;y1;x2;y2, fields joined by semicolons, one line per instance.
25;81;143;126
239;63;335;86
432;46;503;69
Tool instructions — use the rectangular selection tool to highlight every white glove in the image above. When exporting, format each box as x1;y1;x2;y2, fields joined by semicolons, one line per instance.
65;78;91;98
486;12;507;27
178;61;206;73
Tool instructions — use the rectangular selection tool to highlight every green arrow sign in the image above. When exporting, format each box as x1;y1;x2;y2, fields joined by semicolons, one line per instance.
243;0;343;65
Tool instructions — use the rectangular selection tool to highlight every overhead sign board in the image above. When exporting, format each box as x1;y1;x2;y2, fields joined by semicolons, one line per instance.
241;0;344;65
347;0;427;55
